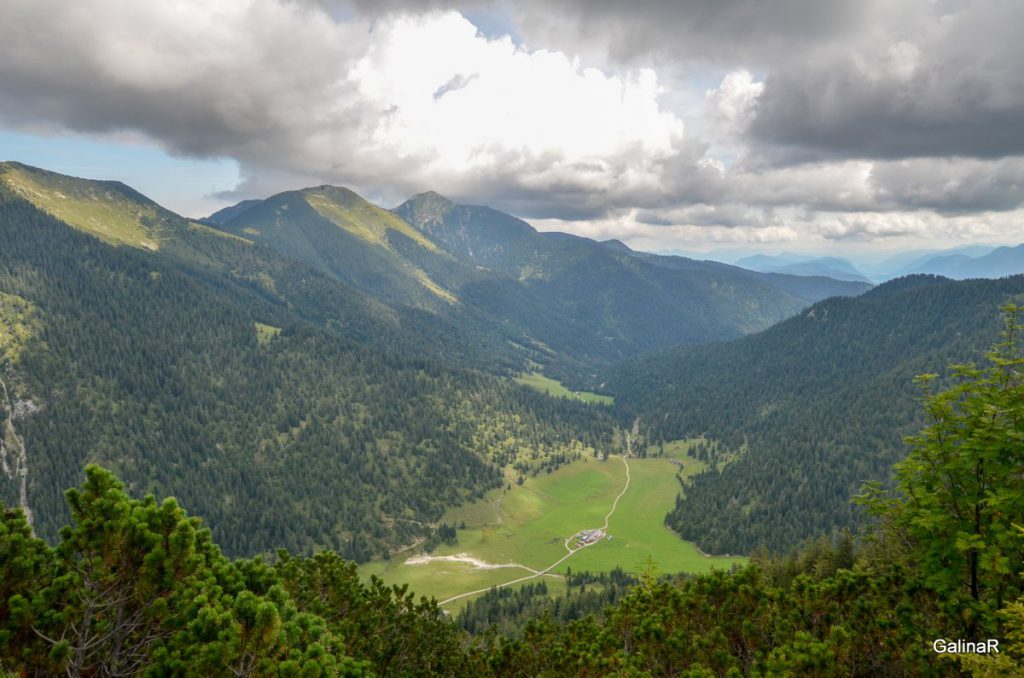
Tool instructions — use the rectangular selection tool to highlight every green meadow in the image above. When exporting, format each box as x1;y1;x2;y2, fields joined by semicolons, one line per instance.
514;372;614;405
361;444;744;609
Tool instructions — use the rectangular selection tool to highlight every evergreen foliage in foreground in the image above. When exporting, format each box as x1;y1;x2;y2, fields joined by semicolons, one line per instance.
3;307;1024;676
0;466;484;676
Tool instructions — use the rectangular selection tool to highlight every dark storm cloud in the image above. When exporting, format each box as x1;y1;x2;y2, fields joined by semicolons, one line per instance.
326;0;872;65
503;0;1024;166
744;1;1024;163
338;0;1024;168
0;1;368;161
869;159;1024;214
635;204;777;229
0;1;695;222
507;0;873;65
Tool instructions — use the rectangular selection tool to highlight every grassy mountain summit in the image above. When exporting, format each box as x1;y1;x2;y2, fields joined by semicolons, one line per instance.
216;185;458;310
0;161;167;250
199;198;262;226
0;161;249;256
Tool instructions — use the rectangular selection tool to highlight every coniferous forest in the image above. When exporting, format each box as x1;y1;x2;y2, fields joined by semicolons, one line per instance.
2;308;1024;675
4;0;1024;673
0;182;612;560
610;275;1024;554
3;162;1024;675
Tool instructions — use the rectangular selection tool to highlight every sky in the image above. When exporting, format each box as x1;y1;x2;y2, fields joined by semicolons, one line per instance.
1;0;1022;257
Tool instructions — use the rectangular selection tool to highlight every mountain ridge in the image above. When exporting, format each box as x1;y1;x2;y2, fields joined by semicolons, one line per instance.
0;169;615;559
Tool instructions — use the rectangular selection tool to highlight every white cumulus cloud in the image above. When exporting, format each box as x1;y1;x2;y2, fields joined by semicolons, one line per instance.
0;1;688;217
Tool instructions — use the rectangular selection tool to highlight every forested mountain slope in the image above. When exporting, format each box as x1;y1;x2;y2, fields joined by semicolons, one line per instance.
0;161;876;561
608;274;1024;553
213;185;602;379
212;185;870;386
623;248;873;303
394;192;870;366
5;322;1024;675
0;170;613;560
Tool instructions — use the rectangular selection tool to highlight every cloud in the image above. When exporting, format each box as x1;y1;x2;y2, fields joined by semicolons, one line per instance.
460;1;1024;167
636;203;781;230
869;158;1024;213
504;0;873;67
0;1;694;219
531;210;800;250
1;0;1023;248
815;213;931;241
0;1;364;155
743;1;1024;163
707;70;763;132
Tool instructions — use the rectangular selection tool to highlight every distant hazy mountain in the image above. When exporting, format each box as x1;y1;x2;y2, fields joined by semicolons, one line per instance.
609;273;1024;554
865;244;996;279
735;253;872;283
895;243;1024;279
733;252;809;269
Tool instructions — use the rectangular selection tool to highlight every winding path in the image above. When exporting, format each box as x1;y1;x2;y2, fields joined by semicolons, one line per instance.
438;454;631;606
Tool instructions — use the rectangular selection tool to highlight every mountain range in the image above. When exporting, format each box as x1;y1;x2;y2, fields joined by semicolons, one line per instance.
732;244;1023;283
3;159;1018;564
0;162;615;558
890;243;1024;279
210;182;870;382
0;160;868;559
734;253;873;283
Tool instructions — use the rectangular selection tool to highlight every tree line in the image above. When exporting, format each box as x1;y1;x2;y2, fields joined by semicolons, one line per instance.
3;306;1024;675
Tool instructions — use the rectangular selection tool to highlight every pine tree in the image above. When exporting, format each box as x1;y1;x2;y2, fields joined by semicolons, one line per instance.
863;305;1024;634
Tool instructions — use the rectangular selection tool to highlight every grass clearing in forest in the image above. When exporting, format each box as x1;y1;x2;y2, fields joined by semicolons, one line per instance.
0;293;40;363
514;373;614;405
361;447;743;609
254;322;282;346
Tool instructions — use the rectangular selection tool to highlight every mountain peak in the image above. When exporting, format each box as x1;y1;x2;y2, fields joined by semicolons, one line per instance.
201;199;262;226
399;190;455;215
411;190;453;205
600;239;633;254
299;184;369;207
393;191;457;230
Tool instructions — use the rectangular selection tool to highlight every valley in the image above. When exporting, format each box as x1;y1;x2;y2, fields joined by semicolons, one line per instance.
4;2;1024;671
361;443;743;609
2;161;1023;674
